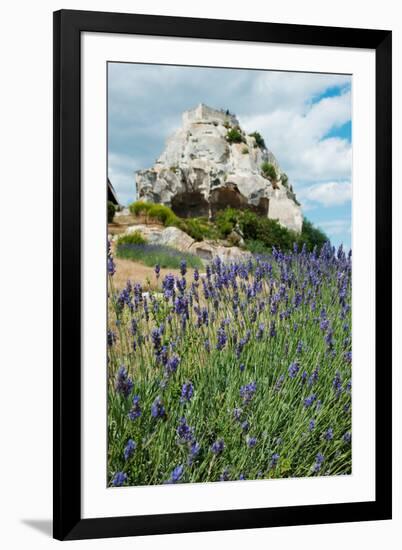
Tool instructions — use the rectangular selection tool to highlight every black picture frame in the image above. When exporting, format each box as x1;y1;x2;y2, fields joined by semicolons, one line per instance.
53;9;392;541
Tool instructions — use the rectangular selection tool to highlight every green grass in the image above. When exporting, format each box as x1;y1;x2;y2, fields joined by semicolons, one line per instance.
115;242;203;270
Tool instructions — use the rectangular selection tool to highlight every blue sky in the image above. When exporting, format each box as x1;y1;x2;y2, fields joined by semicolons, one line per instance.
108;63;352;249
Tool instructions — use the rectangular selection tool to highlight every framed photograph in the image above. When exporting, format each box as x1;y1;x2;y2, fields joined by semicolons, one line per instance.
53;9;392;541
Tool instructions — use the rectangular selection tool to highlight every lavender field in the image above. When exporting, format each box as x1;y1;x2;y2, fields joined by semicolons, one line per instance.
107;242;352;487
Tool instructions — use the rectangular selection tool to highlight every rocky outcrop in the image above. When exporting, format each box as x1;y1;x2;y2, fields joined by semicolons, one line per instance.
122;224;251;263
136;104;303;233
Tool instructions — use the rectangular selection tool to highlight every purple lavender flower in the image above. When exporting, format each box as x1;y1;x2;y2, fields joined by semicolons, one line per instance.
128;395;141;420
345;351;352;363
304;394;317;408
188;441;201;465
256;323;265;340
324;427;334;441
180;381;194;404
312;453;324;473
216;327;227;351
241;420;249;432
156;345;168;367
107;329;116;347
211;439;225;455
165;355;180;376
154;263;160;278
239;473;246;480
117;288;131;310
343;432;352;444
233;408;242;421
308;367;319;386
246;436;257;448
220;468;230;481
151;327;162;352
111;472;127;486
115;366;133;398
270;453;280;469
180;260;187;276
320;318;329;332
166;465;184;484
325;328;334;350
309;419;316;431
162;273;175;299
130;319;138;336
333;371;342;397
123;439;136;461
176;417;194;443
274;374;285;392
288;362;300;379
107;254;116;276
240;381;257;405
151;396;165;419
293;292;302;308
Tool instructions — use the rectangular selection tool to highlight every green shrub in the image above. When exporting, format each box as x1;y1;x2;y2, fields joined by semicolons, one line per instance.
196;205;329;254
239;210;296;252
147;204;178;226
226;128;245;144
116;231;147;246
179;218;218;242
244;239;271;255
216;207;239;237
242;146;249;154
298;217;329;252
261;162;277;181
129;200;153;216
249;131;266;149
108;201;116;223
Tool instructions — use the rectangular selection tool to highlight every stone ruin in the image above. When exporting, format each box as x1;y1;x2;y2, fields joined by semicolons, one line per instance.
136;103;303;233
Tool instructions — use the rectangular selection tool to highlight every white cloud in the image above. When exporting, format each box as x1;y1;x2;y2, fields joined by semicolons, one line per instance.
251;72;350;113
317;219;351;236
298;181;351;208
241;91;351;182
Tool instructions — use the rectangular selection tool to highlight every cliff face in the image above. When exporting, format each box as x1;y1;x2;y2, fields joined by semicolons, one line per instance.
136;104;303;233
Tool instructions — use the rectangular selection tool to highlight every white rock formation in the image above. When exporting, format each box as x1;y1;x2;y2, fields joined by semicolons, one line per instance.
136;104;303;233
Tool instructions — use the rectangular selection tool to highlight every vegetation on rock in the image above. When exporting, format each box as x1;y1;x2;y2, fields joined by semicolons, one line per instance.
226;128;245;144
249;131;266;149
261;162;277;181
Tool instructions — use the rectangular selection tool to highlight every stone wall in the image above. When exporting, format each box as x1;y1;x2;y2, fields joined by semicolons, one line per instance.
182;103;239;128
